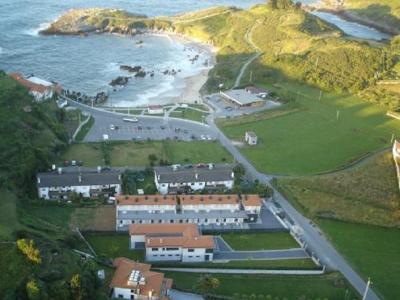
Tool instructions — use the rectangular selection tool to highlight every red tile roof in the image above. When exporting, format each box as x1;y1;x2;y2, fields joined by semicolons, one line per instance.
9;73;51;94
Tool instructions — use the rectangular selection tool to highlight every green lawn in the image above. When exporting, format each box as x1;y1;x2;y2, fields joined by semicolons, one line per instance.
170;108;208;123
63;141;233;167
165;272;358;299
157;258;318;270
84;233;144;261
61;143;104;167
0;191;20;240
221;232;299;251
319;220;400;300
276;150;400;227
219;82;400;175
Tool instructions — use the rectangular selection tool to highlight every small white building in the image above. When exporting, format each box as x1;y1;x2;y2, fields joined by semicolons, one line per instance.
154;164;235;195
10;73;60;101
130;224;214;262
37;168;122;200
110;257;172;300
245;131;258;145
147;105;164;115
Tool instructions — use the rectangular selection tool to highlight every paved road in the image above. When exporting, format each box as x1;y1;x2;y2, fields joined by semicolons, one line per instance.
214;248;308;261
205;115;380;300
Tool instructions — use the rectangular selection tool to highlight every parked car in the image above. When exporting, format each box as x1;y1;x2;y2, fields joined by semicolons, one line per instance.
110;124;115;130
123;117;138;123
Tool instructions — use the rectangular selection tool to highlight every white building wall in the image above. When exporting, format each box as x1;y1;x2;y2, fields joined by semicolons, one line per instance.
181;203;239;212
182;248;213;262
146;246;182;261
112;287;133;300
130;235;146;249
117;204;176;213
244;206;261;214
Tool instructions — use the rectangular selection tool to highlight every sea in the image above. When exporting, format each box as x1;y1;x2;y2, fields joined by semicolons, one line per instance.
0;0;390;107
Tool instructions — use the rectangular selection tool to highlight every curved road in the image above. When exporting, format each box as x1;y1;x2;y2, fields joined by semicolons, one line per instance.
68;97;380;299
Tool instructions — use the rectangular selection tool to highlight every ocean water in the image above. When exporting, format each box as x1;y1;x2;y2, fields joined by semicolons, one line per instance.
0;0;262;107
0;0;390;107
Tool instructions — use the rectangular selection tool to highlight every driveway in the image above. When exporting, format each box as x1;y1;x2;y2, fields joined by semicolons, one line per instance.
169;289;203;300
214;248;308;261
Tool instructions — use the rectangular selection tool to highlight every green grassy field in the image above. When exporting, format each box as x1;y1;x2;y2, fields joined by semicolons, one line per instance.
84;233;144;261
170;108;208;123
62;141;233;167
319;220;400;300
219;82;400;175
221;232;299;250
277;150;400;227
165;272;358;299
0;191;20;240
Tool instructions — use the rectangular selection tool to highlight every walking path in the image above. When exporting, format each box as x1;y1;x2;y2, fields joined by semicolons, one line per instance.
233;20;263;88
158;268;325;275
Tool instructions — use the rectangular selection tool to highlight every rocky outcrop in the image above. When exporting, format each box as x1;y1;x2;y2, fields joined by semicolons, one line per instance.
120;65;142;73
40;8;150;36
109;76;130;86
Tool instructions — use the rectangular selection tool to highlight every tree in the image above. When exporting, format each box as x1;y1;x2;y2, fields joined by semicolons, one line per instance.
148;154;158;166
193;275;220;294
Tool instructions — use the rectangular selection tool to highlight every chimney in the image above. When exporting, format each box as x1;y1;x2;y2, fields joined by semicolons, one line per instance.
195;173;198;180
78;175;82;183
97;166;102;173
58;167;62;175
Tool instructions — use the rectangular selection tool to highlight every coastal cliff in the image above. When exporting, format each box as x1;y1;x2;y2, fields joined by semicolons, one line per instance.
41;8;164;35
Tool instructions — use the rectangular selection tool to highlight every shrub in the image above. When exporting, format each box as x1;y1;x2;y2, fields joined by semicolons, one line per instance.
16;239;42;264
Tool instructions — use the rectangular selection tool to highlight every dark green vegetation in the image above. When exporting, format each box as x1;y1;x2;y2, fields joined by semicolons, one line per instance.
221;232;299;250
277;150;400;227
165;271;358;300
319;220;400;300
62;140;233;167
219;83;400;175
0;71;68;193
0;72;109;299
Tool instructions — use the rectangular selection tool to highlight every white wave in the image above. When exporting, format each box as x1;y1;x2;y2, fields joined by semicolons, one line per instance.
23;22;51;37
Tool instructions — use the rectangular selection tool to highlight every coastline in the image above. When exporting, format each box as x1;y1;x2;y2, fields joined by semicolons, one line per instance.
310;6;398;36
139;31;216;106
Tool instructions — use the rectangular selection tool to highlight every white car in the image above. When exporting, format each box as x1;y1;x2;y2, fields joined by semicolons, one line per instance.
206;135;213;141
200;135;207;140
110;124;115;130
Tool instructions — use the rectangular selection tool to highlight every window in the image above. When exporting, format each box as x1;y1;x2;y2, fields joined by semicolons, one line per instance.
188;249;194;252
170;220;174;223
168;254;172;257
179;220;183;223
151;220;154;223
160;254;165;257
206;249;213;253
131;220;135;224
166;248;179;251
152;248;158;251
223;218;227;223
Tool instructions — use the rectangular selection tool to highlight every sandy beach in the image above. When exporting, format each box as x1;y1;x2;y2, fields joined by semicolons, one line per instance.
147;31;217;105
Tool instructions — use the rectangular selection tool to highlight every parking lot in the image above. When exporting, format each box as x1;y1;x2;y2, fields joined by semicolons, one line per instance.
81;107;217;143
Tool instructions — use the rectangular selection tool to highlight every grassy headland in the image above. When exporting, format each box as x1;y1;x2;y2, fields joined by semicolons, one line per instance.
42;4;400;108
